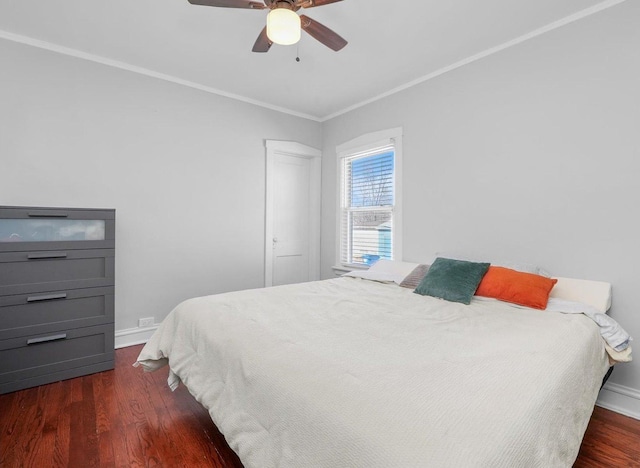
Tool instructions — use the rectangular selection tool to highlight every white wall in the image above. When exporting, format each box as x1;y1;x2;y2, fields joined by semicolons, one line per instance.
0;38;321;332
322;0;640;396
1;0;638;415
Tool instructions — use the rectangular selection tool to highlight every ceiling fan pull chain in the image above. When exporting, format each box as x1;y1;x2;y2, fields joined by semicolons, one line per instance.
296;43;301;62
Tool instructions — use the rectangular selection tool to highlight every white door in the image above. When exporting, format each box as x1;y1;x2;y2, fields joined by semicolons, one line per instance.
265;141;321;287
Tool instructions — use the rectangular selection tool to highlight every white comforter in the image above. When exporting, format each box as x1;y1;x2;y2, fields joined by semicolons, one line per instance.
136;278;609;468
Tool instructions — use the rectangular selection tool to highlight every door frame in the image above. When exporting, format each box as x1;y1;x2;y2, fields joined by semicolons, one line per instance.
265;140;322;288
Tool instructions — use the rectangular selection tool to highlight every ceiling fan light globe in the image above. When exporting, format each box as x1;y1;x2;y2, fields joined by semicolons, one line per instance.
266;8;301;45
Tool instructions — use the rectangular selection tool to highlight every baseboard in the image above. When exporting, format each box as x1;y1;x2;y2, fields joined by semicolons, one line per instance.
597;382;640;420
114;325;159;349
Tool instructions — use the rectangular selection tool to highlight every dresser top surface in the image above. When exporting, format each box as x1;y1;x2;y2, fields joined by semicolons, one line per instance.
0;206;115;212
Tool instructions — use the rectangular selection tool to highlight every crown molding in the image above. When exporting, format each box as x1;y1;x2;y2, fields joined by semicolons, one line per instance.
0;29;321;122
319;0;628;122
0;0;627;124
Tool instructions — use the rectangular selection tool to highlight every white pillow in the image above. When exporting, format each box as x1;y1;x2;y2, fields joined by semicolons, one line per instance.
341;270;399;283
368;260;420;282
342;260;419;285
433;252;550;277
550;277;612;313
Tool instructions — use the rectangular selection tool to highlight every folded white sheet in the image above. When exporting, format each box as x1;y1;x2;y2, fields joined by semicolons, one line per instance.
546;298;632;354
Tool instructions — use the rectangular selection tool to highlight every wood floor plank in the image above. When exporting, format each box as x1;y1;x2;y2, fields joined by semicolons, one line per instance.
1;344;638;467
51;379;72;467
15;385;47;468
575;406;640;468
5;387;40;465
0;390;18;466
29;384;57;466
140;370;198;466
93;371;116;467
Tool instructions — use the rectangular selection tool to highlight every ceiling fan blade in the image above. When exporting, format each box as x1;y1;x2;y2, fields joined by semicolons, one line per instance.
296;0;343;8
187;0;265;9
252;26;273;53
300;15;347;51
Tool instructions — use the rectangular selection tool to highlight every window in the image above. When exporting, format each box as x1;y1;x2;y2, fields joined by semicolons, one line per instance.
337;128;402;268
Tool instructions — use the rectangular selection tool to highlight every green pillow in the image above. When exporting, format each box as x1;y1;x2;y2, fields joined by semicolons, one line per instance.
414;257;490;305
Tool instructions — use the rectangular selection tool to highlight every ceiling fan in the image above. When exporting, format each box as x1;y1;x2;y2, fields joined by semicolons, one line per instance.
187;0;348;53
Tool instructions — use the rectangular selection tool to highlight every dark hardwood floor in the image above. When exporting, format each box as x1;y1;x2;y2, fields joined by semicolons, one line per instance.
1;344;639;467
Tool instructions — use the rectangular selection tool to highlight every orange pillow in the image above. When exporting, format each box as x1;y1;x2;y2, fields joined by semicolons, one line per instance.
476;266;558;310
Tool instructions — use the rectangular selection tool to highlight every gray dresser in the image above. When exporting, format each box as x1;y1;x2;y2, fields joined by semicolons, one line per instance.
0;206;115;394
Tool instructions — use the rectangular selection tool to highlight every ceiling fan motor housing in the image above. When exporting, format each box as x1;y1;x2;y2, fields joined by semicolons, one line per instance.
273;1;296;10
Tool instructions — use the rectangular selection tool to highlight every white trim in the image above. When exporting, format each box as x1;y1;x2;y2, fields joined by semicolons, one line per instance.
320;0;628;121
335;127;403;267
114;325;159;349
336;127;403;156
393;134;404;262
266;140;322;157
0;0;625;123
597;382;640;420
264;140;322;288
0;29;320;123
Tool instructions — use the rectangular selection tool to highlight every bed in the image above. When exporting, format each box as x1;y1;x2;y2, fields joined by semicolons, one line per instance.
135;259;631;467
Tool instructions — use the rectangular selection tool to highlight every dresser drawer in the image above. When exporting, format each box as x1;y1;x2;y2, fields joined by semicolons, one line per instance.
0;287;114;341
0;206;115;252
0;324;114;387
0;249;114;296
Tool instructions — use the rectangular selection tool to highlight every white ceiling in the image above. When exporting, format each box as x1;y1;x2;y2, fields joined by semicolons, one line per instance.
0;0;614;120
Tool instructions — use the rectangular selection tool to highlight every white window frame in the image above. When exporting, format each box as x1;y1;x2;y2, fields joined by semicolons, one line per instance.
335;127;403;271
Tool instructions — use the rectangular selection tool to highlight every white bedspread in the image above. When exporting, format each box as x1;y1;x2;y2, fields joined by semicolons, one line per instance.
136;278;610;468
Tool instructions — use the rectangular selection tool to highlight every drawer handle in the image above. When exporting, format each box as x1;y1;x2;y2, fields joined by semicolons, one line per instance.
27;293;68;303
27;252;68;260
27;333;68;345
27;211;68;218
